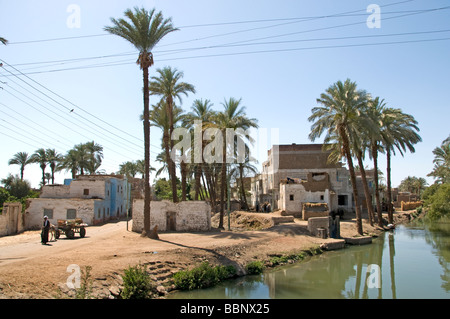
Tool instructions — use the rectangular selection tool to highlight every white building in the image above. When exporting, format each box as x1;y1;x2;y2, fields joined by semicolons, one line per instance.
25;175;130;229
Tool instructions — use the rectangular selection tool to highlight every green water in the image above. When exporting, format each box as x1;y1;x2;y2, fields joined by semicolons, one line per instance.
169;221;450;299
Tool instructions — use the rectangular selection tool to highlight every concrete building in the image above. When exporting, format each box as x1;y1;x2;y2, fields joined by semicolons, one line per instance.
25;175;131;229
250;144;354;216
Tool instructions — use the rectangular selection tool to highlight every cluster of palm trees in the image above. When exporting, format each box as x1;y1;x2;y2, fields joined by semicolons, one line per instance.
398;176;428;197
8;141;104;186
104;7;259;235
309;79;421;235
146;68;258;228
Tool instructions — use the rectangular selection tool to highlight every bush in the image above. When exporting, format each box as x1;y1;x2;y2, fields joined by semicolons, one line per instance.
424;183;450;220
173;262;236;291
121;264;155;299
245;261;264;275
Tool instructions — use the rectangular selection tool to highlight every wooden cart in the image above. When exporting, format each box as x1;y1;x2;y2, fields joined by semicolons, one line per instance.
55;219;87;239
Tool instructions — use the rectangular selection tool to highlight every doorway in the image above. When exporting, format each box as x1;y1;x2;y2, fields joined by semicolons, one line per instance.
166;211;176;231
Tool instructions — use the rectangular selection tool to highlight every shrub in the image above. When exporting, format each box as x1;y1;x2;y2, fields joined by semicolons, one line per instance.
173;262;236;291
424;183;450;220
121;264;155;299
245;261;264;275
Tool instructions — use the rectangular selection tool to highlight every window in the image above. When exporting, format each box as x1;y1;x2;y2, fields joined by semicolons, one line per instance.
67;209;77;219
338;195;348;206
289;195;294;201
83;189;89;196
44;208;53;219
320;195;324;201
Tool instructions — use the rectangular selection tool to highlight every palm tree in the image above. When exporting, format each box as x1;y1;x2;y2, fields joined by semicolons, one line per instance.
366;97;387;226
118;161;138;178
8;152;33;180
309;79;368;235
84;141;104;174
149;66;195;202
0;37;7;45
105;7;178;238
428;138;450;184
31;148;48;186
213;98;258;229
148;100;185;200
183;99;216;201
380;107;421;224
59;149;80;179
46;149;62;184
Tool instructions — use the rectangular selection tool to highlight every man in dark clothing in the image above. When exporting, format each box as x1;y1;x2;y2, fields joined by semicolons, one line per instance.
41;216;50;245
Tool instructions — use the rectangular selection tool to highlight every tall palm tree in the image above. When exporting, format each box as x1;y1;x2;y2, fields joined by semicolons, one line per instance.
46;148;62;184
213;98;258;229
8;152;32;180
149;66;195;202
309;79;368;235
380;107;421;224
105;7;178;238
0;37;7;45
366;97;387;226
148;100;185;201
31;148;48;186
183;99;216;201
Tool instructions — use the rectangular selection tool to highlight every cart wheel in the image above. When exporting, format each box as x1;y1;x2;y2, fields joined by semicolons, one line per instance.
55;229;61;239
66;229;75;239
80;227;86;238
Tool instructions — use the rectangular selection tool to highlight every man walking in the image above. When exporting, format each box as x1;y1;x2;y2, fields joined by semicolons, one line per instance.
41;216;50;245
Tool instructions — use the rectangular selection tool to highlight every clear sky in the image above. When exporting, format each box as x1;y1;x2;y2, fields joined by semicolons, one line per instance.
0;0;449;189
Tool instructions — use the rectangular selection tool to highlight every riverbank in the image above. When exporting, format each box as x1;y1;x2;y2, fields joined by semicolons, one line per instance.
0;210;417;299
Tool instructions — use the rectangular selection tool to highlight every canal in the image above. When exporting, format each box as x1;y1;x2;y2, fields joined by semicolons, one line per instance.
169;220;450;299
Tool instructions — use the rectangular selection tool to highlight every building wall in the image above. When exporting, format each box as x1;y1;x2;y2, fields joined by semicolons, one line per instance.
25;198;101;229
0;202;24;237
280;183;332;217
132;200;211;233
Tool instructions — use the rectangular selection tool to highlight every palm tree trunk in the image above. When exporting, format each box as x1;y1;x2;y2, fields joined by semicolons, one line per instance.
239;164;249;210
142;65;154;238
372;144;383;227
386;149;393;224
194;163;202;200
219;141;226;229
181;161;187;201
357;152;375;226
340;126;363;235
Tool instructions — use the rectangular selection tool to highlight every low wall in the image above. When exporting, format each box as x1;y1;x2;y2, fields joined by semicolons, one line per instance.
307;216;331;237
302;202;329;220
401;201;423;211
132;200;211;233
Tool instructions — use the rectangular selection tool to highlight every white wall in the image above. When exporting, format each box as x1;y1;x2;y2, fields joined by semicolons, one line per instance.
132;200;211;233
25;198;100;229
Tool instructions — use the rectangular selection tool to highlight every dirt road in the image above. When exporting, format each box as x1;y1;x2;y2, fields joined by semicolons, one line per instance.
0;211;407;299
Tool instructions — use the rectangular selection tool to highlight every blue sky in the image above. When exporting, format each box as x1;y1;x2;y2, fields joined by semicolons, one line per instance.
0;0;449;189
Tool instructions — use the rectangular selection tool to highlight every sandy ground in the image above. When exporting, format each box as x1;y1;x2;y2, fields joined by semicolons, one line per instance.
0;210;412;299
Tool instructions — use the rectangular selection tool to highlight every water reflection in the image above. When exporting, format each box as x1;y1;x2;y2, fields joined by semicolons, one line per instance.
170;222;450;299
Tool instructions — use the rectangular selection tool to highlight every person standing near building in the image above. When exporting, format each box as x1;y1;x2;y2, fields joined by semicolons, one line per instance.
41;216;50;245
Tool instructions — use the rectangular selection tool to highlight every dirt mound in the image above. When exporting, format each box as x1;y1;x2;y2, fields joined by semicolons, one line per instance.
211;211;274;230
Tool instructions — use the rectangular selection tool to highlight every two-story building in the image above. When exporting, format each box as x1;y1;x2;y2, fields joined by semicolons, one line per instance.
25;175;130;229
250;144;355;216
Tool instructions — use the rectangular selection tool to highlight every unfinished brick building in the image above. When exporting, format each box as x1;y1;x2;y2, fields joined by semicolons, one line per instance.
250;144;354;216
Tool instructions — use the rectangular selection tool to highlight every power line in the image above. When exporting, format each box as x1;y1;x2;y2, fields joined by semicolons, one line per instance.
0;59;146;145
6;0;415;45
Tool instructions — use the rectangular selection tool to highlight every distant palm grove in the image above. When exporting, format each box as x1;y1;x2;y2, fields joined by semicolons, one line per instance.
2;7;449;236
